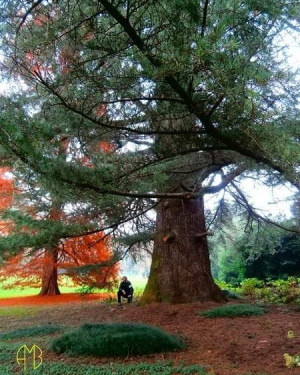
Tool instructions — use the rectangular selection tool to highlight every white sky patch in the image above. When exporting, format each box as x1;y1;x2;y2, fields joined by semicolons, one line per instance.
279;31;300;70
235;179;295;219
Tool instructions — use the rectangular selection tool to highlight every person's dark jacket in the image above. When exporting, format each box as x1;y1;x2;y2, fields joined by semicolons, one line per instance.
119;280;134;296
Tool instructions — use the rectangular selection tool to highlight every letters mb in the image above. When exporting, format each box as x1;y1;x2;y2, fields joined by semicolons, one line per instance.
16;344;43;370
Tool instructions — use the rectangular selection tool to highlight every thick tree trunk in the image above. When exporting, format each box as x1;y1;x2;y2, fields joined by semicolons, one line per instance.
39;249;60;295
141;195;226;304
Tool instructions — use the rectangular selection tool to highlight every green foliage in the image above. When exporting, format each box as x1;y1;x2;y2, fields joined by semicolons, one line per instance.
214;279;234;290
237;277;300;303
218;248;246;284
211;217;300;285
220;277;300;304
240;278;264;297
0;0;300;262
0;210;95;256
1;0;300;303
51;323;184;357
265;278;300;303
0;361;207;375
199;304;265;318
284;353;300;368
244;233;300;280
0;341;23;366
0;326;201;375
0;324;62;340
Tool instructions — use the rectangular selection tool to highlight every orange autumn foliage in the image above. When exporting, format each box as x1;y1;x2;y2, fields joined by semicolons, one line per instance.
96;104;106;117
0;167;15;237
24;50;53;74
0;165;118;290
33;13;50;27
98;140;115;153
80;139;116;166
0;231;118;290
0;134;118;291
61;232;119;289
0;167;14;210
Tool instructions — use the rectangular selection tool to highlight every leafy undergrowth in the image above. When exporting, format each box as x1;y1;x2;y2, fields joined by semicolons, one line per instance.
216;277;300;304
51;322;184;357
0;324;62;340
1;361;208;375
199;303;265;318
0;338;200;375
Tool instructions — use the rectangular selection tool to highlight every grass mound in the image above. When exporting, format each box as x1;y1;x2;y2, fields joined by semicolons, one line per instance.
0;324;61;340
199;303;264;318
51;322;184;357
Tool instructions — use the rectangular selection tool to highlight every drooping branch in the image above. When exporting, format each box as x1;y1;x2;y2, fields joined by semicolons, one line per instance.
202;166;247;194
229;181;300;234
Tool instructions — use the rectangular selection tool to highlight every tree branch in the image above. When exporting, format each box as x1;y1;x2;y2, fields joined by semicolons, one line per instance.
201;0;209;37
230;181;300;234
17;0;45;33
202;166;246;194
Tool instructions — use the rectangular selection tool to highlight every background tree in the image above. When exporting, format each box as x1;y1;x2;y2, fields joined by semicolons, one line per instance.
0;231;119;295
0;0;300;303
210;201;300;283
0;140;119;295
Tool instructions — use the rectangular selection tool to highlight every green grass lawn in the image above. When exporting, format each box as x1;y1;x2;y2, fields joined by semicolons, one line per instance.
0;276;147;298
0;285;78;298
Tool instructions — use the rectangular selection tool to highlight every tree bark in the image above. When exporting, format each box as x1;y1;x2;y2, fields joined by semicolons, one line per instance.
39;249;60;295
141;195;226;304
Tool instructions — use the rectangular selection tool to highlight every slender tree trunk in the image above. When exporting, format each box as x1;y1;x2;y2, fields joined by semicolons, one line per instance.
39;249;60;295
141;195;225;304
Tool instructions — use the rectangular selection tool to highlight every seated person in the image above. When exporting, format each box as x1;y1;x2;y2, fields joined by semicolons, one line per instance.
117;276;134;304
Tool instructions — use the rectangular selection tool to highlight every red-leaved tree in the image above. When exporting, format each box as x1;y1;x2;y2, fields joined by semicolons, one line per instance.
0;231;119;294
0;167;15;239
0;150;119;295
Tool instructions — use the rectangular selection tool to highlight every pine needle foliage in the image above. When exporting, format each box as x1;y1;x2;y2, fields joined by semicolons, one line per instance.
1;0;300;302
51;322;185;357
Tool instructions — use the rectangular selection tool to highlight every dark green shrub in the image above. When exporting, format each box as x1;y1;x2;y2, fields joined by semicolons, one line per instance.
0;324;61;340
199;304;264;318
51;323;184;357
